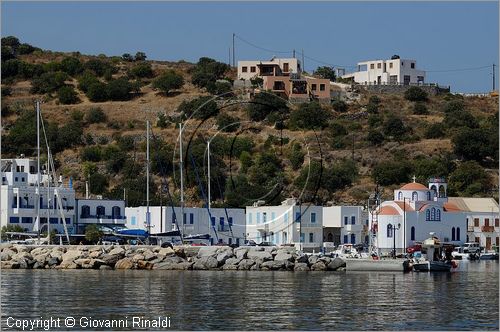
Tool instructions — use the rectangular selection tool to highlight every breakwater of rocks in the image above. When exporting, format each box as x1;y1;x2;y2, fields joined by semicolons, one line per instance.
0;244;346;271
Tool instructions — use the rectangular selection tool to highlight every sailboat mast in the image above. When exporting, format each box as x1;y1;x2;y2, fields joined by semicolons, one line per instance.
36;101;41;242
207;140;211;210
146;120;150;236
46;149;50;245
179;123;184;232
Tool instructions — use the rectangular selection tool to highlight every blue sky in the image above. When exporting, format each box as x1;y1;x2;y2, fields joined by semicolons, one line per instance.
2;1;498;92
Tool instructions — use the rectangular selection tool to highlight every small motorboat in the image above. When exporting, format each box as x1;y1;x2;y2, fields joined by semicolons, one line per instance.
413;260;453;272
412;233;458;272
479;252;499;260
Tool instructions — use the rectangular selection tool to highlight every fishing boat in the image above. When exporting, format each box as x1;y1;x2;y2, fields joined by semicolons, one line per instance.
412;233;457;272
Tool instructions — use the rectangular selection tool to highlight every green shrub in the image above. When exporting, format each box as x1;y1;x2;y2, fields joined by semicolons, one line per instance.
129;62;153;78
86;107;107;124
178;96;218;120
84;224;103;244
80;146;102;162
443;109;478;129
30;71;68;94
89;172;108;195
157;113;169;128
313;66;336;81
2;86;12;96
289;102;330;130
106;78;132;101
86;82;108;102
84;59;116;77
369;95;381;105
191;57;230;92
366;102;379;114
449;161;491;196
247;92;288;122
368;114;383;128
452;127;495;163
372;160;412;186
413;102;428;115
328;121;348;137
117;135;135;151
152;70;184;95
217;113;239;132
331;99;348;113
404;87;428;102
60;57;83;76
288;143;305;170
383;116;407;138
77;71;100;93
424;122;445;139
57;86;79;104
367;130;384;146
443;100;465;113
17;43;38;55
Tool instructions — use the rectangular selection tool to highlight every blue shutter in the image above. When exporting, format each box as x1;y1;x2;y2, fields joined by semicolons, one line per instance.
351;234;355;244
190;213;194;224
343;235;348;244
295;212;301;223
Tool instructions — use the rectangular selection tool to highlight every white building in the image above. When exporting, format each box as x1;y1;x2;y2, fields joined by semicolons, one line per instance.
1;158;76;234
342;56;425;85
323;206;368;246
75;198;126;234
125;206;246;246
237;57;302;81
448;197;500;251
245;199;323;252
371;178;467;255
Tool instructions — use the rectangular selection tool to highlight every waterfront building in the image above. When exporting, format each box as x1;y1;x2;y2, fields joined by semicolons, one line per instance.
1;157;76;234
341;55;425;85
245;198;323;252
371;177;474;255
75;198;126;234
448;197;500;251
323;206;368;246
125;206;246;245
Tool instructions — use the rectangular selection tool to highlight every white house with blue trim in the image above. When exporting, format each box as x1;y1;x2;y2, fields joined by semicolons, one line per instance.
323;206;367;246
245;198;323;252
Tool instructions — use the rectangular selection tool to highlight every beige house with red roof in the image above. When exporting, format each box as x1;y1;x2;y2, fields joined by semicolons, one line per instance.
370;177;469;256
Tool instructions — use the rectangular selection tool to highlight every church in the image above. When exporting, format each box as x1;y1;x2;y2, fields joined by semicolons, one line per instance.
371;177;479;255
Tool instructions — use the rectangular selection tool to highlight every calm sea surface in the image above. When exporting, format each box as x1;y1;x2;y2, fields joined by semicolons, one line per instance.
1;261;498;331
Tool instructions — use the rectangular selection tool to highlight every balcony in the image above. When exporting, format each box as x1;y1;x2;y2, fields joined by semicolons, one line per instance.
481;226;495;232
80;214;126;220
217;225;232;232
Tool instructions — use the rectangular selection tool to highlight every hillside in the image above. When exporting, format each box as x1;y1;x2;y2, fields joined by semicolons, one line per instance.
1;36;498;208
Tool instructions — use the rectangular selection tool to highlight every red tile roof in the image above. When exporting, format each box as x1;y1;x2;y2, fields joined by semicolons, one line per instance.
443;202;462;212
400;183;428;190
378;206;400;216
395;201;414;212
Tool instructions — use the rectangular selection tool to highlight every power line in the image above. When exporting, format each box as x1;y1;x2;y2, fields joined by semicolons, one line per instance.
234;34;292;55
426;65;491;73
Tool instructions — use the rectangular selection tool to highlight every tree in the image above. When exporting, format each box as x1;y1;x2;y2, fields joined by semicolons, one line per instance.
152;70;184;95
57;86;79;104
85;224;103;244
288;143;305;170
313;66;336;81
60;57;83;76
443;109;478;129
77;71;100;93
106;78;132;101
129;62;153;78
452;127;494;163
89;172;109;194
84;59;116;77
1;36;20;48
122;53;134;62
383;116;407;138
404;87;428;102
247;92;288;122
135;52;147;61
86;107;107;124
424;122;445;139
31;71;69;94
289;102;330;130
372;160;412;186
86;82;108;102
177;96;218;120
80;146;102;162
157;113;169;128
449;161;491;196
17;43;38;55
191;57;229;92
367;130;384;146
331;99;348;113
412;157;449;183
217;113;239;132
1;224;24;240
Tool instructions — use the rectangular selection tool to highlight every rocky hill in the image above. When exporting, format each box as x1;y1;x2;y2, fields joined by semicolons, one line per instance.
1;36;498;208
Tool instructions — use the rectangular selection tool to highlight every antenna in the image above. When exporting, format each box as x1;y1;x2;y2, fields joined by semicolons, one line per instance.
493;63;496;91
232;33;235;68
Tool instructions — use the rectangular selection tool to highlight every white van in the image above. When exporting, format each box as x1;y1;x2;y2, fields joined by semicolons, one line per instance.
463;242;481;253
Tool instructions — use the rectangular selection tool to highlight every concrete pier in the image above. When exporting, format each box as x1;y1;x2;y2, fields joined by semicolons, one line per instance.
345;258;408;272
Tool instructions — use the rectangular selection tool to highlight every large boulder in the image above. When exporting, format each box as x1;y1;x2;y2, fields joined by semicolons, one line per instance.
131;254;145;262
216;251;233;265
30;247;50;257
197;246;221;258
296;255;309;264
308;255;319;265
294;263;310;271
193;256;219;270
61;250;83;263
237;259;255;270
115;257;134;269
47;257;60;267
327;257;346;271
234;247;248;259
33;253;50;265
1;251;13;262
158;247;175;257
261;260;285;270
319;256;332;265
154;256;185;270
100;254;121;267
136;260;154;270
74;258;93;269
12;251;33;262
109;247;125;256
274;251;295;262
247;251;272;263
310;261;327;271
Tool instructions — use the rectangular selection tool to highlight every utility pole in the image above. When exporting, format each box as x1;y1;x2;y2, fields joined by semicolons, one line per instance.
179;123;185;234
301;49;305;72
493;63;496;91
232;33;235;68
293;49;295;58
228;47;231;66
207;140;211;210
146;120;151;240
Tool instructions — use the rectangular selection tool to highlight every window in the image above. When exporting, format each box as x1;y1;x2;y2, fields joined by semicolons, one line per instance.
21;177;25;182
183;213;187;224
398;191;403;200
248;213;252;224
10;217;19;223
485;218;490;227
343;235;348;244
412;191;418;201
220;217;224;226
81;205;90;218
427;192;431;201
190;213;194;224
474;218;479;227
21;217;33;224
417;76;424;83
283;232;287;243
131;216;137;226
411;226;415;241
456;227;461;241
112;206;121;218
300;233;305;242
311;212;316;223
242;66;248;73
295;212;301;223
370;64;375;69
411;63;415;69
96;206;105;217
311;84;317;91
228;217;233;226
283;63;289;72
351;216;356;225
389;62;393;69
211;217;215;226
387;224;393;238
344;216;348;225
389;75;398;84
475;237;480;243
15;177;18;182
351;234;356;244
228;238;232;245
401;62;404;66
256;213;261;224
495;218;499;227
262;213;267;223
426;210;431;221
250;66;256;73
320;84;325;91
377;63;381;69
309;233;314;243
430;208;436;220
452;227;455;241
49;217;58;224
436;209;441;221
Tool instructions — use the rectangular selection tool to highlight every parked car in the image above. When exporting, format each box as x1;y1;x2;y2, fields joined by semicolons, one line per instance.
463;242;481;253
245;240;257;246
257;242;273;247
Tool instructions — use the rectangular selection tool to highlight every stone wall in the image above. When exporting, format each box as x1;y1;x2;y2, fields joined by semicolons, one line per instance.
0;244;346;272
359;84;450;96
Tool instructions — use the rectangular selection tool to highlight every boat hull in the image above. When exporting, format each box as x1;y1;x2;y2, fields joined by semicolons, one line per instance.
413;261;451;272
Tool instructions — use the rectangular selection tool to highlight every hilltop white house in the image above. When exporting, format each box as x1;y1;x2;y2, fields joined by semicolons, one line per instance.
237;57;302;81
342;55;426;85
